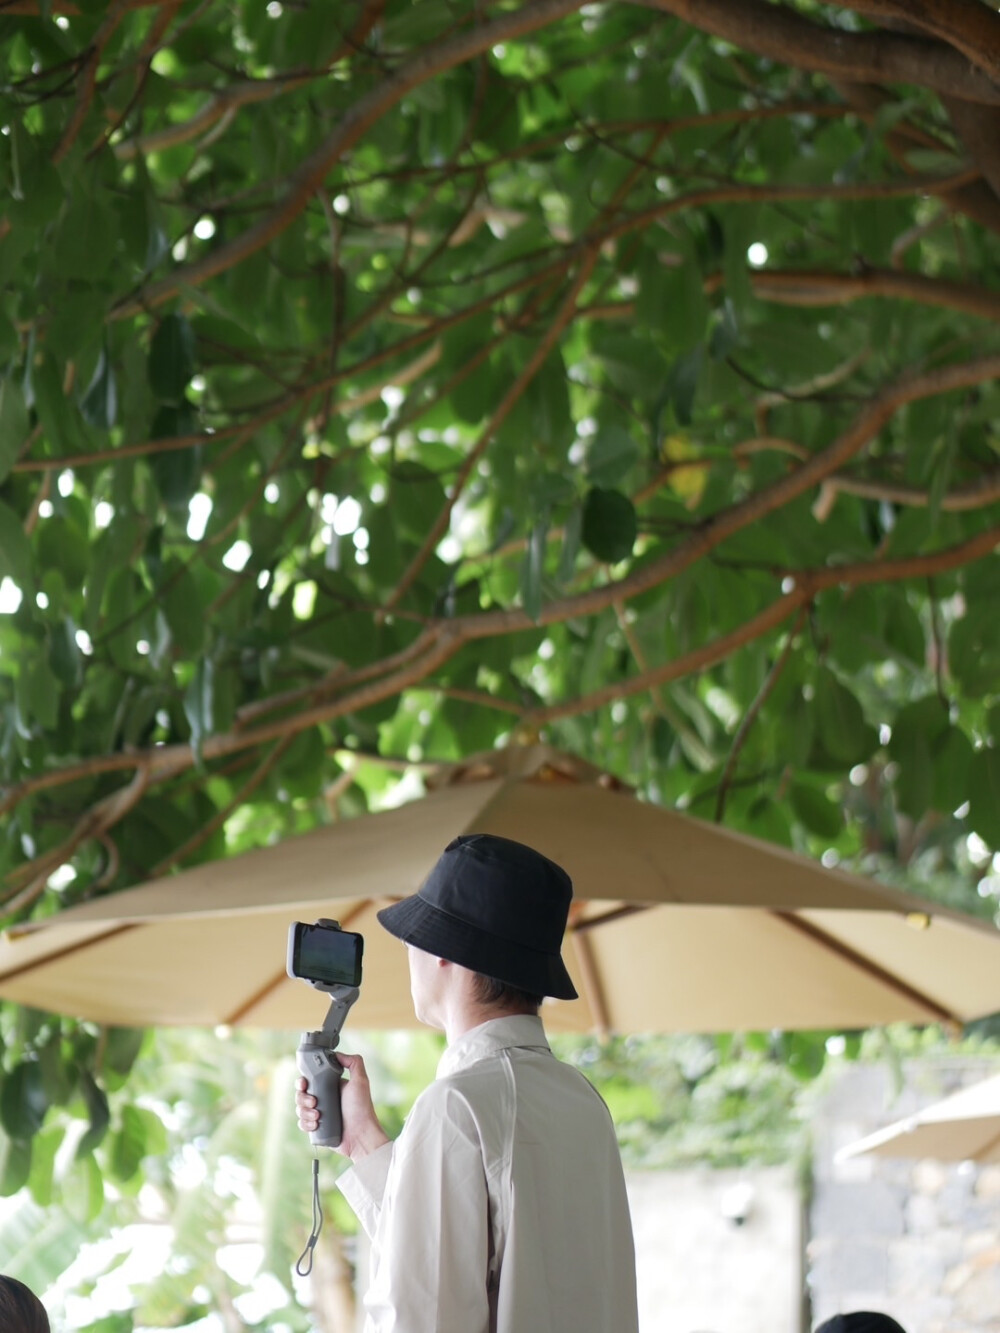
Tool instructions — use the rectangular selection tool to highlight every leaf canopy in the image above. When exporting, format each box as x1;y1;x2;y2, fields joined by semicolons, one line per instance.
0;0;999;1246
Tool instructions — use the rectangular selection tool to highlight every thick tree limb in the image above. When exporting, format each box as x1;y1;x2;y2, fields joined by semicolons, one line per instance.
741;267;1000;321
825;0;1000;85
942;97;1000;201
526;526;1000;724
6;525;994;892
636;0;1000;104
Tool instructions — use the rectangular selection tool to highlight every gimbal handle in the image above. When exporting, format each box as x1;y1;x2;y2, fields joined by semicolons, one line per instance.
297;984;360;1150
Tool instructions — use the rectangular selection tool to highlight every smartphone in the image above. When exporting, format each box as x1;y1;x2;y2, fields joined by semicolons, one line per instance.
287;920;364;989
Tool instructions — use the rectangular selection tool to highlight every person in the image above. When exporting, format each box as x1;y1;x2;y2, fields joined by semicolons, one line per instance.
296;832;639;1333
0;1275;51;1333
815;1315;907;1333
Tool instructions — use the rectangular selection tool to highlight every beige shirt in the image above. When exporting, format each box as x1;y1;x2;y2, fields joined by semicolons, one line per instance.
339;1015;639;1333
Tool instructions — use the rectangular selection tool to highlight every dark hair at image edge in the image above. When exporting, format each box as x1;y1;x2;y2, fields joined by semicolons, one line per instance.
815;1313;908;1333
0;1275;51;1333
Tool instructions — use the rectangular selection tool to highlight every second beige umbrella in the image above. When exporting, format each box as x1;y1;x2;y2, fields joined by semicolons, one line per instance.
1;746;998;1035
837;1071;1000;1164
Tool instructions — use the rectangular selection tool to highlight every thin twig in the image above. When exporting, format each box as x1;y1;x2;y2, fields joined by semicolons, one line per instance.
714;605;808;822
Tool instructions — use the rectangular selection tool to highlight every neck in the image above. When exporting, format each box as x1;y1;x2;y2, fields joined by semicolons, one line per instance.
444;1001;537;1045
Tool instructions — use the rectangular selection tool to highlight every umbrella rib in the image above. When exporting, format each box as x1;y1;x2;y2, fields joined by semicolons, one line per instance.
975;1123;1000;1163
0;923;139;983
569;926;612;1038
224;968;288;1026
571;904;648;932
223;899;372;1026
771;911;961;1026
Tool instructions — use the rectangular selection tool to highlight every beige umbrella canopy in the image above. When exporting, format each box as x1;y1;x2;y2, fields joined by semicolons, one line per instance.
1;745;999;1035
837;1071;1000;1164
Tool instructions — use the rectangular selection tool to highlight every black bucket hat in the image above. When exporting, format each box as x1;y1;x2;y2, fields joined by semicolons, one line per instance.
376;833;578;1000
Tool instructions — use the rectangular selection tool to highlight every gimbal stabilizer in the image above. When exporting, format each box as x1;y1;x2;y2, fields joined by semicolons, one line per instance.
295;982;359;1149
287;918;362;1149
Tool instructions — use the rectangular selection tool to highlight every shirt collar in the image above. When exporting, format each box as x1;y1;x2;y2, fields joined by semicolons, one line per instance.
437;1014;551;1079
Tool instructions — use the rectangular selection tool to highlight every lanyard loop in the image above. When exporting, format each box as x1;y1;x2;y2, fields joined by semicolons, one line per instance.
295;1157;324;1276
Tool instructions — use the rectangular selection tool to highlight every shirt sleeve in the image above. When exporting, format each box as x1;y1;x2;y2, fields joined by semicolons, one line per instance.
337;1140;394;1240
362;1083;491;1333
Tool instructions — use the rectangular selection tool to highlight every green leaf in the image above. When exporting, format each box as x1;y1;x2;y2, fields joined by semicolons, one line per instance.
52;183;116;279
968;747;1000;850
586;425;641;488
62;1150;105;1223
149;403;201;510
888;696;948;821
48;617;82;687
0;1137;32;1197
557;503;583;584
789;781;843;839
80;345;118;430
184;657;215;758
814;670;875;765
0;499;33;587
0;1061;49;1140
16;649;60;729
76;1069;111;1157
108;1104;153;1183
931;725;973;815
36;514;89;591
520;518;547;622
0;376;29;483
26;1125;60;1207
31;351;91;456
581;488;637;564
159;559;206;656
148;313;196;403
669;346;704;427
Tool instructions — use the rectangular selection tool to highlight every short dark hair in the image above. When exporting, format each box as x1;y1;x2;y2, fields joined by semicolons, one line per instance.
471;971;543;1014
0;1275;50;1333
816;1315;907;1333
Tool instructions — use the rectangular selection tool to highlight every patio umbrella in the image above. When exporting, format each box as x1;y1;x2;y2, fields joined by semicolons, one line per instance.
837;1071;1000;1164
1;745;999;1035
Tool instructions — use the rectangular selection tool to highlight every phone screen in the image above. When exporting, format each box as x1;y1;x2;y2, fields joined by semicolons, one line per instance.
290;922;364;987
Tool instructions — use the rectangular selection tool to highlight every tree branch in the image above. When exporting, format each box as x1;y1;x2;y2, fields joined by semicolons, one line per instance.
527;526;999;725
51;0;129;166
383;243;600;610
714;606;807;822
109;0;590;319
825;0;1000;85
636;0;1000;104
5;356;998;819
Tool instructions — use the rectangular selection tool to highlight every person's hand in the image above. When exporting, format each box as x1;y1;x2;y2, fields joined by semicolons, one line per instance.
295;1053;390;1162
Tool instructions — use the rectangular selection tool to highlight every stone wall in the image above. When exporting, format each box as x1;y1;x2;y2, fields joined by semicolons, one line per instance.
807;1058;1000;1333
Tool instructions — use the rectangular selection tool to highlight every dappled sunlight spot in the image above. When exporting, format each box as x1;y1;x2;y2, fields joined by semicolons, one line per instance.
292;580;317;619
47;864;76;891
332;495;362;536
222;540;252;572
187;492;213;542
0;577;23;613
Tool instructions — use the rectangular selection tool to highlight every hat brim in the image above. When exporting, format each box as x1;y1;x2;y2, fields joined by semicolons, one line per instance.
377;896;578;1001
